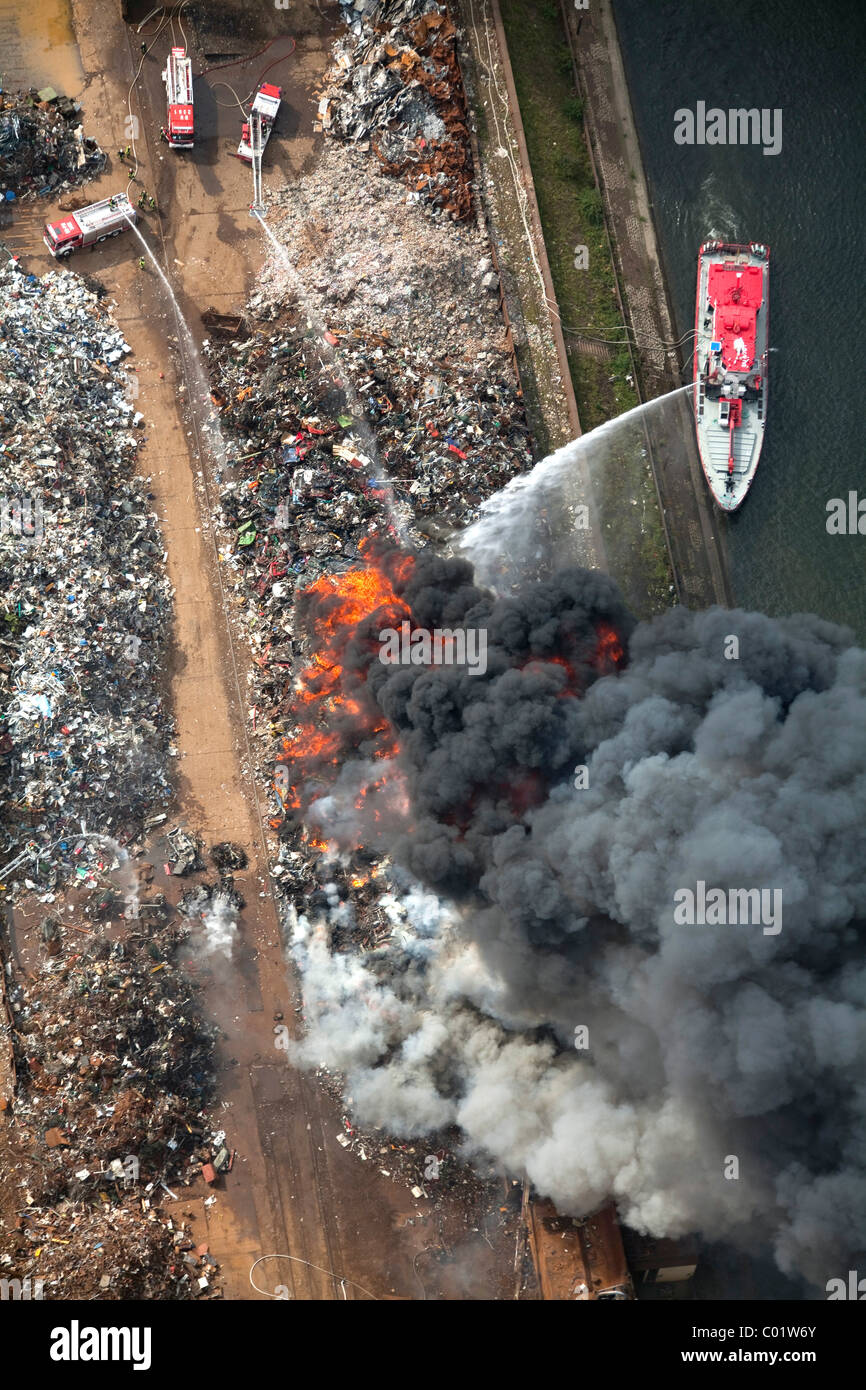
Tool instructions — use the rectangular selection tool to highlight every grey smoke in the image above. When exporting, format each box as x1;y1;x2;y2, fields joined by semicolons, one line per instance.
289;553;866;1289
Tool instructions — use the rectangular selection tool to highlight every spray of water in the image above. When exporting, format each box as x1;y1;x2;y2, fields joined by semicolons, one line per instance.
460;385;693;591
252;208;406;537
124;217;227;470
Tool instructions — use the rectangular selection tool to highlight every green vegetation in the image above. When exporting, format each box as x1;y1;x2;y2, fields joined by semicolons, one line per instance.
597;438;674;615
463;27;552;458
1;609;24;637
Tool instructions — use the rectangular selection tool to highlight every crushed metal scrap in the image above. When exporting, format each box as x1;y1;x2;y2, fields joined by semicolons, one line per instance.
0;262;174;902
0;89;105;202
318;0;474;220
0;879;225;1298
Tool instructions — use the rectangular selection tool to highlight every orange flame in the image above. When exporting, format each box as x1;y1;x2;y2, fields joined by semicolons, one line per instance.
594;622;625;670
275;550;413;812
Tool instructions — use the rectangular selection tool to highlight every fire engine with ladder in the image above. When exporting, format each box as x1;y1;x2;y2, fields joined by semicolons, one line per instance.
162;46;194;149
239;83;281;217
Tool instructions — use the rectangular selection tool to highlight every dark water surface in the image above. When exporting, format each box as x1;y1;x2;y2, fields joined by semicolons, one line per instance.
614;0;866;638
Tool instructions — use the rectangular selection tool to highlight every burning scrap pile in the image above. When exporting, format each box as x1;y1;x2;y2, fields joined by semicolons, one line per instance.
206;101;530;766
0;900;224;1298
206;292;528;778
0;263;174;901
318;0;473;219
0;90;105;201
272;550;628;1197
280;545;628;839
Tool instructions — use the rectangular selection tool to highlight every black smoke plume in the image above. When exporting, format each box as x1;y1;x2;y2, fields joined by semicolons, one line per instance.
290;548;866;1289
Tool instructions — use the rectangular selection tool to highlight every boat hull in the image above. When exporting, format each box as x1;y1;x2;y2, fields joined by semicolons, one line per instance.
693;241;769;511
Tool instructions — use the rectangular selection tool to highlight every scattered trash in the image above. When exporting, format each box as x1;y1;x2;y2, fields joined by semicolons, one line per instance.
0;89;105;201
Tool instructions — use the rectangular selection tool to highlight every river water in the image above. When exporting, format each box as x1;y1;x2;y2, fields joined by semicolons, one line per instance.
613;0;866;640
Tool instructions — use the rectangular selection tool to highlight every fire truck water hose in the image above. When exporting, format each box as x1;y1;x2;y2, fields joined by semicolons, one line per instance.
125;5;174;191
194;36;297;81
204;41;298;114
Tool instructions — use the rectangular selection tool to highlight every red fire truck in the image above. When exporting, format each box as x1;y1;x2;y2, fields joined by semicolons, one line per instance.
237;83;282;163
43;194;138;258
162;46;194;149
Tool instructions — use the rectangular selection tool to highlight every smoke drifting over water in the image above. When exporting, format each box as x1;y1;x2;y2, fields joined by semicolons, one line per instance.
288;549;866;1288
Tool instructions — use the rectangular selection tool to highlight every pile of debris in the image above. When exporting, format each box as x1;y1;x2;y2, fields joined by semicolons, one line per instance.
0;897;224;1298
261;141;508;366
0;262;174;901
203;101;532;903
0;90;105;201
318;0;473;219
0;1202;217;1301
209;139;530;572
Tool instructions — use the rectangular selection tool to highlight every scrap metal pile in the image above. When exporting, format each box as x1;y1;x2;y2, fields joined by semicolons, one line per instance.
318;0;473;219
0;90;105;201
0;900;223;1298
0;263;174;902
261;141;510;368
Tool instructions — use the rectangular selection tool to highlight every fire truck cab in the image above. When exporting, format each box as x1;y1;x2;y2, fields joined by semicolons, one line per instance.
43;194;137;258
163;46;194;149
237;83;282;162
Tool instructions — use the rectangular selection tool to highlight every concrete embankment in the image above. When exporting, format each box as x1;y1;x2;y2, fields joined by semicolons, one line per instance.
560;0;733;608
